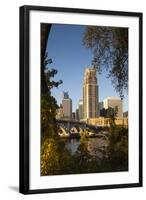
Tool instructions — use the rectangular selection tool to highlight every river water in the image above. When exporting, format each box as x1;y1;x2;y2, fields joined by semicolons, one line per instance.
64;137;108;159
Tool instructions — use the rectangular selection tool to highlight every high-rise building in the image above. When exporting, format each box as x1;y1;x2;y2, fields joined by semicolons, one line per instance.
62;92;72;119
83;67;99;119
62;91;69;99
103;97;123;118
72;112;75;120
75;109;79;120
78;99;83;120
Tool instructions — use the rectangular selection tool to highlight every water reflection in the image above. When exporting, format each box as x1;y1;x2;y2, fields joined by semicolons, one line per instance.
64;138;108;159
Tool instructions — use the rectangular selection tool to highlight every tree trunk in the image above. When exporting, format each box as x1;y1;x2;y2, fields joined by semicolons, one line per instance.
41;24;52;94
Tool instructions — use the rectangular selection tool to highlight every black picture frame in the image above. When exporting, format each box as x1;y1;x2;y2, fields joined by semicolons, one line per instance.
19;5;143;194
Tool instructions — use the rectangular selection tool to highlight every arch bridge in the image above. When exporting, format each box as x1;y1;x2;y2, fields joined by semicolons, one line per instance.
56;119;108;139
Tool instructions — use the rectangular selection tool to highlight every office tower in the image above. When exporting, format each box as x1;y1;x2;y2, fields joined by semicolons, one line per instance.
83;67;99;119
103;97;123;118
62;91;69;99
78;99;83;120
62;92;72;119
75;109;79;120
72;112;75;120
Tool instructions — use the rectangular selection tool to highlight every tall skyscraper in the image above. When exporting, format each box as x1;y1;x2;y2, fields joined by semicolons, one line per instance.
103;97;123;118
83;67;99;119
72;112;75;120
78;99;83;120
75;109;79;120
62;91;69;99
62;92;72;119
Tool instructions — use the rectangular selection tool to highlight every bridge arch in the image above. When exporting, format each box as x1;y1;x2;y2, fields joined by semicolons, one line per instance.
58;127;68;137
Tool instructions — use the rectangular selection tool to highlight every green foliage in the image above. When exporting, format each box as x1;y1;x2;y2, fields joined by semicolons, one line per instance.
107;106;118;126
41;93;58;139
107;126;128;171
41;138;102;175
100;106;118;126
72;143;93;173
100;107;128;172
41;53;128;176
83;26;128;98
41;138;73;175
41;54;62;139
44;54;63;91
41;125;128;176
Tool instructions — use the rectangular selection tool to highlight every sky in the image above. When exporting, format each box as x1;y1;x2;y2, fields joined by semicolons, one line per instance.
46;24;128;112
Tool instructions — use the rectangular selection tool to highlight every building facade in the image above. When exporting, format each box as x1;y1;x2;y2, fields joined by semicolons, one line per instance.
83;67;99;119
62;92;72;119
86;117;128;127
78;99;83;120
103;97;123;118
72;112;75;120
75;109;79;120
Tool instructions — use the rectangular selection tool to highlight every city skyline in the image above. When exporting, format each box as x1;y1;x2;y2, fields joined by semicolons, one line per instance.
46;24;128;112
41;23;129;177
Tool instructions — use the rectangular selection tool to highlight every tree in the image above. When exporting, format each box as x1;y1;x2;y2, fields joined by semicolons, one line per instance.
40;24;62;139
41;25;65;176
106;106;118;125
41;54;62;139
41;24;51;94
83;26;128;98
107;126;128;171
100;106;118;126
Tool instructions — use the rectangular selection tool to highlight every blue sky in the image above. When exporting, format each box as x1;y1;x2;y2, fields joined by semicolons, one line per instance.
46;24;128;112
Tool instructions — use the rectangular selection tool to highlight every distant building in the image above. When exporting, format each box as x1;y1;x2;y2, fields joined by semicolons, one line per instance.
72;112;75;120
75;109;79;120
99;101;104;111
86;117;128;127
83;67;99;119
62;91;69;99
103;97;123;118
62;92;72;119
78;99;83;120
99;101;104;116
123;111;128;118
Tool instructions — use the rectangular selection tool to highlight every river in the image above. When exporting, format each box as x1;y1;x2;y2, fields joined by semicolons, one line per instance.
63;137;108;160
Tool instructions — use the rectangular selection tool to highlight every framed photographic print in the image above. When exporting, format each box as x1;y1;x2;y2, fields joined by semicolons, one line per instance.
19;5;143;194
